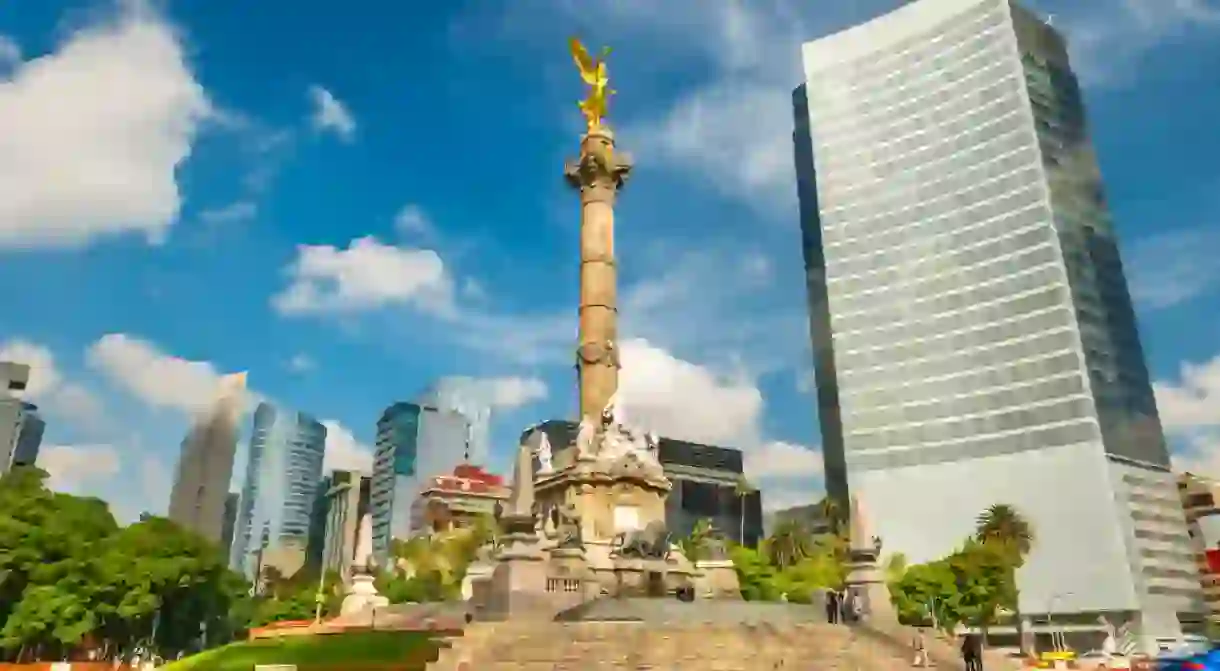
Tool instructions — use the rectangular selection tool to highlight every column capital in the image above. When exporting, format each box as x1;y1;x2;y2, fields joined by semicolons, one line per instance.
565;131;633;194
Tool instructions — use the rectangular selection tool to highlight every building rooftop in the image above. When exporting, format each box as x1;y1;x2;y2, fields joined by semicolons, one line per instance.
522;419;745;474
0;362;30;393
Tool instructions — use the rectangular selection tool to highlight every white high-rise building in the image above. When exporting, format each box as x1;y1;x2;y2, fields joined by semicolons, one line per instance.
794;0;1202;650
168;373;246;544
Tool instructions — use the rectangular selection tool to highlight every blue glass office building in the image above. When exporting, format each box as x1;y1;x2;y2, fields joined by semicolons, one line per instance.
11;402;44;468
369;400;469;563
370;402;421;563
230;402;327;579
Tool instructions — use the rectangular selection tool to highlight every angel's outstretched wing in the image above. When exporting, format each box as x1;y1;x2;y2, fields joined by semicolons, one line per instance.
569;37;599;85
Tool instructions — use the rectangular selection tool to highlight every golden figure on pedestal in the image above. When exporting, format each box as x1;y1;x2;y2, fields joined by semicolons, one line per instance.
568;37;614;133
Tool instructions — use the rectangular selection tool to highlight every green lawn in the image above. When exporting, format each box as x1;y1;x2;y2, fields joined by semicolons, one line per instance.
161;630;443;671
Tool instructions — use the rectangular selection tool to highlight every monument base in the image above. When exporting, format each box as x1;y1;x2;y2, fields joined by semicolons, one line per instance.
340;573;389;616
694;559;742;600
845;552;897;623
486;550;550;619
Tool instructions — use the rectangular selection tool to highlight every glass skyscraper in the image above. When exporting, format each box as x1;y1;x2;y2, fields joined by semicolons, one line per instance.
369;400;469;563
230;402;327;580
795;0;1201;648
10;402;43;469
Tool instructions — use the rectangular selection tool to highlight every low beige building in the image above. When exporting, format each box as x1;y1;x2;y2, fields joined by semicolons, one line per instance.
409;464;508;534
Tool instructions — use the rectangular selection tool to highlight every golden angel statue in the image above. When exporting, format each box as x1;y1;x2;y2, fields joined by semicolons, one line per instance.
569;37;614;132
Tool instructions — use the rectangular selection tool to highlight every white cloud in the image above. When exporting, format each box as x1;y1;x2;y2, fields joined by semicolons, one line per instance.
199;200;257;225
39;444;122;491
138;454;173;516
272;236;455;316
618;337;762;446
0;339;62;397
615;337;822;508
321;420;373;474
744;440;823;480
485;377;548;408
629;78;798;212
1040;0;1220;87
432;375;550;410
1127;227;1220;310
86;333;245;414
619;246;809;376
0;35;20;67
307;85;355;141
491;0;1216;213
0;338;106;428
287;353;315;373
0;2;211;248
1155;355;1220;431
395;204;434;237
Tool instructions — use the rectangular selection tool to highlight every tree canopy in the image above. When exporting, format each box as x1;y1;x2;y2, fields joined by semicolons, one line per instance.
0;466;252;663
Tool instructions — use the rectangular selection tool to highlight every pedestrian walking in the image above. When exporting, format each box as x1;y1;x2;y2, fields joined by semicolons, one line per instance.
826;589;840;624
913;628;929;667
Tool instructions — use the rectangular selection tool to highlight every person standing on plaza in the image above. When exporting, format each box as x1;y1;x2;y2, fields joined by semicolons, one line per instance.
961;632;983;671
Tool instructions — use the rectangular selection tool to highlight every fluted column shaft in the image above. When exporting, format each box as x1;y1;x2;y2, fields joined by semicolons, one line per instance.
565;130;632;423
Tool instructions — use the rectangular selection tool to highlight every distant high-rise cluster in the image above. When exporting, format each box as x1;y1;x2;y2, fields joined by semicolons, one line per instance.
163;376;503;577
794;0;1200;649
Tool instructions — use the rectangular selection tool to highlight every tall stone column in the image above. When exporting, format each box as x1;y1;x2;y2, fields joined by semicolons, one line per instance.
565;129;632;423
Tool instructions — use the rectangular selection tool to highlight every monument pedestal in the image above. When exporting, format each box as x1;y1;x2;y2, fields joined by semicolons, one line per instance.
535;454;670;544
339;573;389;616
845;558;895;622
608;557;696;597
695;559;742;600
487;530;550;619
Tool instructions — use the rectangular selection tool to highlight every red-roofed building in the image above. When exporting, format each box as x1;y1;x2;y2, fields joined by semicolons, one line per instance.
408;464;508;534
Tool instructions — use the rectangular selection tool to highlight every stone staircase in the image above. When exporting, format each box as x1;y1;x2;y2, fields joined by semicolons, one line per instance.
429;621;928;670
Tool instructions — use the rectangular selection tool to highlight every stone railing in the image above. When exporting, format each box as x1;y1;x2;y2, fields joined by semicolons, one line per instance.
546;577;583;593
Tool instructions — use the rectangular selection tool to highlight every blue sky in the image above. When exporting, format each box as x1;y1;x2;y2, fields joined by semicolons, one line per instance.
0;0;1217;521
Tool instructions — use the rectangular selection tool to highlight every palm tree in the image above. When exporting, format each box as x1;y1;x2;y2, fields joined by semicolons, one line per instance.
975;504;1034;560
767;519;812;569
975;503;1035;654
815;495;845;537
680;518;715;562
734;475;756;546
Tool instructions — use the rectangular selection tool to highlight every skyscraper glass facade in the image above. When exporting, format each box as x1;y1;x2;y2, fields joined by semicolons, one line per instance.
370;402;421;562
11;402;43;468
795;0;1199;647
230;402;327;579
370;399;477;562
420;378;492;464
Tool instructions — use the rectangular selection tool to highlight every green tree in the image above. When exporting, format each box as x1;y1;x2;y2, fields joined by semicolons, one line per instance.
0;468;252;662
891;559;961;631
883;552;908;584
679;518;715;563
766;519;812;570
949;539;1018;642
729;544;780;601
975;504;1034;559
975;503;1034;651
0;468;118;660
815;495;846;537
